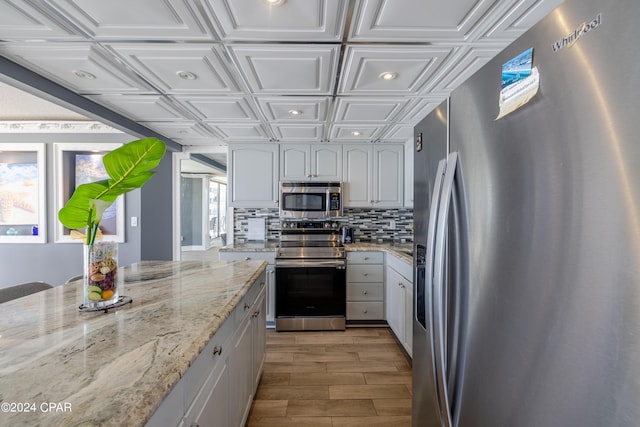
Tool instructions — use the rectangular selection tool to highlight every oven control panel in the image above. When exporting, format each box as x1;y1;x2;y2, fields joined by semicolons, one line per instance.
281;221;340;230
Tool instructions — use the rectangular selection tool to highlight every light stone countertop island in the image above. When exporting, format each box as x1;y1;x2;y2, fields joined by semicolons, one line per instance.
0;259;267;427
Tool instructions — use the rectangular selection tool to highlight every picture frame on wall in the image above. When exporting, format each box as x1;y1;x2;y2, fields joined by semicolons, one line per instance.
0;143;46;243
54;142;125;243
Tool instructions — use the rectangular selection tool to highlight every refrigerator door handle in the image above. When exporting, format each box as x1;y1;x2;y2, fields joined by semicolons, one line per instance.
417;158;447;425
432;152;459;427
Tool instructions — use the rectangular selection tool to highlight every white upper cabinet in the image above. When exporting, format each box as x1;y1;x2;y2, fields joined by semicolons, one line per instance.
229;142;403;209
343;144;404;208
280;144;342;181
229;144;279;208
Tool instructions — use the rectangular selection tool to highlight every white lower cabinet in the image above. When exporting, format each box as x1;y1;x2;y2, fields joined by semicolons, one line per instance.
219;251;276;327
229;313;254;427
346;251;385;321
386;267;407;346
385;254;413;357
230;280;266;427
252;289;267;387
146;270;267;427
183;360;229;427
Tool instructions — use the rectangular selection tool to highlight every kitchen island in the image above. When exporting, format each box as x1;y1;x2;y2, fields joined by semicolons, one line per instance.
0;259;267;427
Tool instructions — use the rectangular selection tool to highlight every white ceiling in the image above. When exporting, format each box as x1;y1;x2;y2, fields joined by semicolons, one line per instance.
0;80;87;120
0;0;562;148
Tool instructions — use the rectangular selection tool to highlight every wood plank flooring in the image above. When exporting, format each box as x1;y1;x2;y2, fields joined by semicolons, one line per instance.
247;327;412;426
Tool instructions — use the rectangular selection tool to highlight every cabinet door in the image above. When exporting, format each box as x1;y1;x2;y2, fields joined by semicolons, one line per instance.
229;317;253;427
311;145;342;180
373;145;404;207
280;144;309;180
229;144;279;208
184;361;229;427
252;288;267;388
342;145;372;207
386;267;405;340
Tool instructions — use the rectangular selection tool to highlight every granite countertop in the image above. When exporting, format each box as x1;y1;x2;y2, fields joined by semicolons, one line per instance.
0;259;267;427
218;241;280;252
343;242;413;264
220;241;414;265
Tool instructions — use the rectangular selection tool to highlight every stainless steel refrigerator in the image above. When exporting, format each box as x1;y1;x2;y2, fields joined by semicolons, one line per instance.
412;0;640;425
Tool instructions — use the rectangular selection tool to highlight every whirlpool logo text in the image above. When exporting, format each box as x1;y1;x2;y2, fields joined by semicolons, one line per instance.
552;13;601;52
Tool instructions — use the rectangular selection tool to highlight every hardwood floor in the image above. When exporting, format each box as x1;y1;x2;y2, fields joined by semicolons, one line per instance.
247;327;412;426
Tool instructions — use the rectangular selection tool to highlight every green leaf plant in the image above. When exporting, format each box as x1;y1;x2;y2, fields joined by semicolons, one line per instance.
58;138;166;246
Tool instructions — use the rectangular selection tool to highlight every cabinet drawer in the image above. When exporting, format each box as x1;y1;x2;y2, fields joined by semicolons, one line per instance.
183;316;233;410
347;283;383;301
347;264;383;283
347;302;384;320
347;251;384;264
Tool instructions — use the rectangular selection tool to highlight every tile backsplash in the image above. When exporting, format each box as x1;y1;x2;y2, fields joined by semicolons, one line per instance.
233;208;413;243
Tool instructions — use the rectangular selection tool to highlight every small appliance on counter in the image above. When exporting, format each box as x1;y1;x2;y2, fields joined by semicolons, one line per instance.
341;226;354;244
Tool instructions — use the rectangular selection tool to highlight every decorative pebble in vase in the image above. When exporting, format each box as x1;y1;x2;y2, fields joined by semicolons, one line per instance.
83;241;120;308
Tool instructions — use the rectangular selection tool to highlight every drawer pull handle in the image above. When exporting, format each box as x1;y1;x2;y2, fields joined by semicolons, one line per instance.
363;309;368;314
253;310;261;318
363;273;368;276
244;256;251;260
244;303;251;310
364;257;369;260
213;346;222;356
363;290;368;295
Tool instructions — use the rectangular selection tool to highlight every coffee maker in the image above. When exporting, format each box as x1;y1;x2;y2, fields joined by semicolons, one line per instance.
341;226;354;244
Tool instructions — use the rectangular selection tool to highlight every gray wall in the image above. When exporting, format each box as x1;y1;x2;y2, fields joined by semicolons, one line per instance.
0;133;147;288
140;153;173;261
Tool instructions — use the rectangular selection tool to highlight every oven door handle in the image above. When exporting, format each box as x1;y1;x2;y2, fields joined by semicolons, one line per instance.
276;259;346;268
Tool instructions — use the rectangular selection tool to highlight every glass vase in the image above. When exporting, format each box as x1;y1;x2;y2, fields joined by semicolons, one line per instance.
83;241;119;308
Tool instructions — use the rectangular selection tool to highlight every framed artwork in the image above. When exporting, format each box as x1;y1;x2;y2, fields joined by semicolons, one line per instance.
54;143;124;243
0;143;46;243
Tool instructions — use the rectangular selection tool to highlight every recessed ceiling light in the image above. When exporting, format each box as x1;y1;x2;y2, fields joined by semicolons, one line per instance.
72;70;96;80
379;71;398;81
263;0;286;5
288;109;302;116
176;70;198;80
352;131;361;136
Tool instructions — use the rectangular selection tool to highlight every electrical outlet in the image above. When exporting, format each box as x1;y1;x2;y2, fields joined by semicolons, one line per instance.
130;216;138;227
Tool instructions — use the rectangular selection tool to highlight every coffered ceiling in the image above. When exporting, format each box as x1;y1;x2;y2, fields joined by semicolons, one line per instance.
0;0;562;148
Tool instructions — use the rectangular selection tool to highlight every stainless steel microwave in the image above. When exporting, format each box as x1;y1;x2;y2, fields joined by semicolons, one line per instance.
279;181;343;219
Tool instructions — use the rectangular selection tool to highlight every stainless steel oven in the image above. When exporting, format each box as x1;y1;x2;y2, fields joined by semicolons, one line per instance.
275;220;346;331
279;181;342;220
